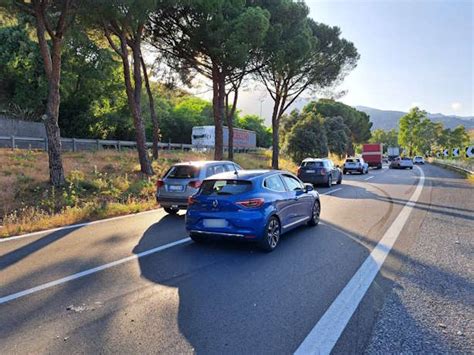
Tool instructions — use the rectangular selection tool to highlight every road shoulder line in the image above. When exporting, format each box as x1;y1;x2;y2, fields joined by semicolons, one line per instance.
0;209;161;243
295;166;425;355
0;237;191;305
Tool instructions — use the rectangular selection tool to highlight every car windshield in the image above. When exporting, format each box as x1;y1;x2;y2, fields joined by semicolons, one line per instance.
302;161;324;167
200;180;252;195
166;165;199;179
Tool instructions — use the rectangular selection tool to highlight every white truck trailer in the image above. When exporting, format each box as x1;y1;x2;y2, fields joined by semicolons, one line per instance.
192;126;257;149
387;146;400;161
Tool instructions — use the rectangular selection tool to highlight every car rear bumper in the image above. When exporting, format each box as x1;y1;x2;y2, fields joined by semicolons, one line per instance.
343;167;363;172
299;175;329;185
156;195;189;209
185;210;267;240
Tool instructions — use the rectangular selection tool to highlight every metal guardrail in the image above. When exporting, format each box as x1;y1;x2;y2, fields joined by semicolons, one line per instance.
0;135;258;153
430;159;473;176
0;135;194;152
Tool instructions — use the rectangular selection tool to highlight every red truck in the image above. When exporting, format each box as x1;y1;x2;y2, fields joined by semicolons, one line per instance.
362;143;383;169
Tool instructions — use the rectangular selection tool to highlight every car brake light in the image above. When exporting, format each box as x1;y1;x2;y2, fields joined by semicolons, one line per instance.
188;180;202;189
156;179;164;188
187;196;197;205
236;198;264;208
297;167;301;175
320;169;326;175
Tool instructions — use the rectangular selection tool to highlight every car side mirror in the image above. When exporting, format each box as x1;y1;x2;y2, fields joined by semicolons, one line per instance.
304;183;314;192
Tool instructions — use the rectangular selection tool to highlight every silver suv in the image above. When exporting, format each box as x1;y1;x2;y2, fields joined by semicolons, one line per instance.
156;161;242;214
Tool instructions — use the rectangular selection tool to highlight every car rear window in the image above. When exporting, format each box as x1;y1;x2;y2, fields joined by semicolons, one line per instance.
166;165;199;179
345;159;358;163
302;161;323;167
402;157;411;160
200;180;252;196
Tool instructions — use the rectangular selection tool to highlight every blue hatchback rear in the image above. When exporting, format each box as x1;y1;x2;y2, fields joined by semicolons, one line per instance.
185;170;321;251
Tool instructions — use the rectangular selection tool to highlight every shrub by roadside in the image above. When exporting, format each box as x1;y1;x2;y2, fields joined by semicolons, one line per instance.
0;148;297;237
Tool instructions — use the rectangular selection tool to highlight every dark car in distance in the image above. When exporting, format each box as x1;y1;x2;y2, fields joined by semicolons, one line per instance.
297;158;342;187
185;170;320;251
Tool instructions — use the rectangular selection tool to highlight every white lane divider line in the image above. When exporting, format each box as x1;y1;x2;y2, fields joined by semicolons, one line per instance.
321;188;342;195
364;175;375;181
0;209;162;243
295;166;425;355
0;237;191;305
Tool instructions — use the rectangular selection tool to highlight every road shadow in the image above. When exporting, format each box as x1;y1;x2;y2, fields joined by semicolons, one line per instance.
0;227;84;271
130;212;473;353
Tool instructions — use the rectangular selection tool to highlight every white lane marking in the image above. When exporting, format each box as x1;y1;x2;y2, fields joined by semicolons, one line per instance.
0;209;162;243
0;237;191;305
320;188;342;195
364;176;375;181
295;166;425;355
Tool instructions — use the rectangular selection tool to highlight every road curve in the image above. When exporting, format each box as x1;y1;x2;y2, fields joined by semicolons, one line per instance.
0;164;472;354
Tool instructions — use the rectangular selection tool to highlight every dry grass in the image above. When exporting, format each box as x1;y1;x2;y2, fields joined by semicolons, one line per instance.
0;148;296;237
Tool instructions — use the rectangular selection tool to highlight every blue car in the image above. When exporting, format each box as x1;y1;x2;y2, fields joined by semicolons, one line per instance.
185;170;321;251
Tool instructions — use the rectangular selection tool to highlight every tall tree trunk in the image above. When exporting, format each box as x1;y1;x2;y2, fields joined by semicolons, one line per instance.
42;37;66;186
140;54;160;160
226;87;239;161
271;95;281;169
118;30;153;175
212;64;224;160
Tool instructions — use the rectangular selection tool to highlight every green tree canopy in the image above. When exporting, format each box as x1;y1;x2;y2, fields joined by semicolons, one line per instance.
284;111;328;163
148;0;270;160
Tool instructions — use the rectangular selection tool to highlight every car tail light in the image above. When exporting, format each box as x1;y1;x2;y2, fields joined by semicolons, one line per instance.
320;169;326;175
187;196;197;205
188;180;202;189
297;167;301;175
236;198;264;208
156;179;164;188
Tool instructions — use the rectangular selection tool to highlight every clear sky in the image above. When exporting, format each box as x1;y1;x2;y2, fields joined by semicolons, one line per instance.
236;0;473;122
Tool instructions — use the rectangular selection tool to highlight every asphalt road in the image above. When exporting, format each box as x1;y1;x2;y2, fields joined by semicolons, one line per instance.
0;164;472;354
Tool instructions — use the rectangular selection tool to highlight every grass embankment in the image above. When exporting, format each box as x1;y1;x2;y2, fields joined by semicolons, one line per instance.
0;149;297;237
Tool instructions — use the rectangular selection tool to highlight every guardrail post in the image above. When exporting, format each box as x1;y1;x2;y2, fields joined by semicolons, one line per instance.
118;141;121;151
168;140;171;150
96;139;100;150
72;138;77;152
10;136;15;150
44;137;48;151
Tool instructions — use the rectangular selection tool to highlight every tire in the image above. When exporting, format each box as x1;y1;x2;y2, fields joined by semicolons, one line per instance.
410;167;413;170
259;216;281;252
343;170;347;175
327;176;332;187
190;233;207;244
164;207;178;215
337;173;342;184
308;200;320;226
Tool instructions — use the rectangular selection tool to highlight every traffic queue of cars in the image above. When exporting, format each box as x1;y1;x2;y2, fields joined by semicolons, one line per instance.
156;153;419;251
156;161;320;251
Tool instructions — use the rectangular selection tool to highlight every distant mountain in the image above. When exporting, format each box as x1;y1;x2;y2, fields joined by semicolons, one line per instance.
356;106;474;131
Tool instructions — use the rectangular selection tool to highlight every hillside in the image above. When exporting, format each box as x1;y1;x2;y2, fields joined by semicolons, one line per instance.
356;106;474;130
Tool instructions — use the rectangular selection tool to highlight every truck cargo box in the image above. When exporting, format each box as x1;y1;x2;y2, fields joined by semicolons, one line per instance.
362;143;383;169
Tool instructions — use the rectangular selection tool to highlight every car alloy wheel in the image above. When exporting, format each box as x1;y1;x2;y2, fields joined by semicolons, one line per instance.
260;217;281;251
308;201;320;226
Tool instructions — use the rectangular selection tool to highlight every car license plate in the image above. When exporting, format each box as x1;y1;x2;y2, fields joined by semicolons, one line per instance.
306;169;315;173
168;184;184;192
203;219;228;228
